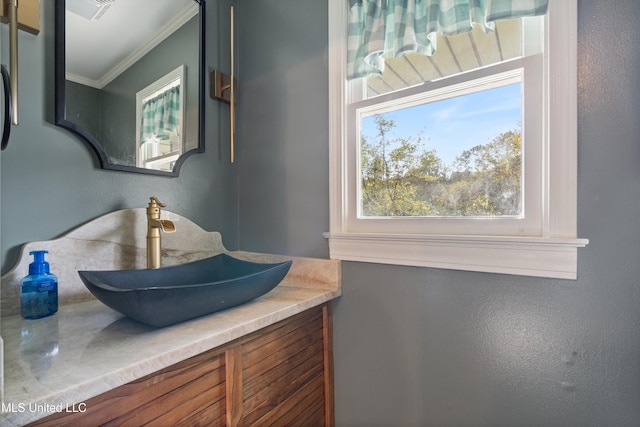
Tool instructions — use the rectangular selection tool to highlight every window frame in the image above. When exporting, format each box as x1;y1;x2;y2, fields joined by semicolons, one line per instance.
325;0;588;279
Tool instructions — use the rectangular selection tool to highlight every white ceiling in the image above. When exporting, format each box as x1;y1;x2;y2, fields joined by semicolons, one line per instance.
66;0;198;88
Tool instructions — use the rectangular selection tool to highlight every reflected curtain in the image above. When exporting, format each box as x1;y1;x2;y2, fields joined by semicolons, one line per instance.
141;86;181;142
347;0;548;80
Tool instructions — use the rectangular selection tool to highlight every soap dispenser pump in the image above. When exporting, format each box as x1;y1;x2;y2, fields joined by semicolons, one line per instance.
21;250;58;319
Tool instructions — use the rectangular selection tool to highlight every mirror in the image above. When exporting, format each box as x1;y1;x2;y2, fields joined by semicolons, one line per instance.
54;0;205;176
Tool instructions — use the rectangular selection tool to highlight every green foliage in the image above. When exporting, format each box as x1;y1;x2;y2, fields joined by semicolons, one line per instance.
361;115;522;217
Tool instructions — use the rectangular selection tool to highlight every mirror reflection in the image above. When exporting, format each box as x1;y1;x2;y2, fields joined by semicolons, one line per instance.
56;0;204;176
135;65;185;170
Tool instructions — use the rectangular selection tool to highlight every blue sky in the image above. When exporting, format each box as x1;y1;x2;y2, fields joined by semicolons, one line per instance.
361;83;522;167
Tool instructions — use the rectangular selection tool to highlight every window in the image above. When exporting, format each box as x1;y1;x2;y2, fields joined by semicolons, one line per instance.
326;0;588;279
136;65;186;171
359;80;524;219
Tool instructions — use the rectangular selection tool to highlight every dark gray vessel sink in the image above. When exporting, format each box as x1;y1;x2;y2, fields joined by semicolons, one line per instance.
78;253;292;327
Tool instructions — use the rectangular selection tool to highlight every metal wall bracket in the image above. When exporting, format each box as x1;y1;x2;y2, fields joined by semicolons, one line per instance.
210;70;236;104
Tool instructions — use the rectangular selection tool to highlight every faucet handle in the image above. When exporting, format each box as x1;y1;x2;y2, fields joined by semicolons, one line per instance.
149;196;167;208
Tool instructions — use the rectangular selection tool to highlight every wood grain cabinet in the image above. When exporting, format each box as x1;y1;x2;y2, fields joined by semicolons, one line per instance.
29;304;335;426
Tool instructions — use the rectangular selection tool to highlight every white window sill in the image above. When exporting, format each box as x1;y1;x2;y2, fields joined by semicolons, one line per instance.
324;232;589;280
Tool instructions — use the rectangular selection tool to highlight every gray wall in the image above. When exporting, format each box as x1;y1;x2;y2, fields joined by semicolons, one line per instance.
2;0;639;426
1;0;239;274
237;1;640;426
237;0;329;258
66;81;103;142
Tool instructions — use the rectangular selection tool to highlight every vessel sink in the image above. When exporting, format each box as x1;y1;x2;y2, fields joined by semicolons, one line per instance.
78;253;292;327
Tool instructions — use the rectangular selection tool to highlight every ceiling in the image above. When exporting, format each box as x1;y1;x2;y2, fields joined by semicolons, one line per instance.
65;0;198;88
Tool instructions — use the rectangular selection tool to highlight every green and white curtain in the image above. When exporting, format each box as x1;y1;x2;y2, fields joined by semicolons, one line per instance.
347;0;549;80
141;86;181;142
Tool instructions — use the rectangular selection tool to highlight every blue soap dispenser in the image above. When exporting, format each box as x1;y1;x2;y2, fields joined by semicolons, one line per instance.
21;250;58;319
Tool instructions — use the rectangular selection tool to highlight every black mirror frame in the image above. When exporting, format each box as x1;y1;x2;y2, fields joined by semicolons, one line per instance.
54;0;206;177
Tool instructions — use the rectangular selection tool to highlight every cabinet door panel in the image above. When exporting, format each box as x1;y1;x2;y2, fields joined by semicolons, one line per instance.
30;350;227;426
240;307;326;426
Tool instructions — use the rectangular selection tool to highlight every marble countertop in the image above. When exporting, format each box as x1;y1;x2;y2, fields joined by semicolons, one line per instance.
0;260;340;426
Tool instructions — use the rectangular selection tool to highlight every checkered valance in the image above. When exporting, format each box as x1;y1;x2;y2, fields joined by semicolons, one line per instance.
347;0;549;80
141;86;181;142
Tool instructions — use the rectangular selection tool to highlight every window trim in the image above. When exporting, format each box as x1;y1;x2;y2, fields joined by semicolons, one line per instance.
325;0;588;279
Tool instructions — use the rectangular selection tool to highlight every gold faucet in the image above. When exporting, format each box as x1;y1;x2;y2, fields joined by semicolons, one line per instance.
146;197;176;269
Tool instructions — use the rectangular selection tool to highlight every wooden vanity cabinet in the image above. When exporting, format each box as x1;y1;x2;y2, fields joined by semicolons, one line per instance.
29;304;335;427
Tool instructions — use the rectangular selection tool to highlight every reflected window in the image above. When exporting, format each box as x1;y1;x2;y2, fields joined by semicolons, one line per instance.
136;65;186;171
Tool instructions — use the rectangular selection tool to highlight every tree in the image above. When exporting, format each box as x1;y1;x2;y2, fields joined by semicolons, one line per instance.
361;114;521;217
444;129;521;216
361;116;442;216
